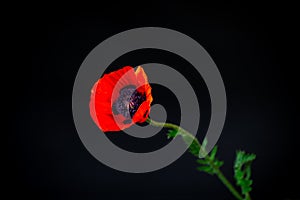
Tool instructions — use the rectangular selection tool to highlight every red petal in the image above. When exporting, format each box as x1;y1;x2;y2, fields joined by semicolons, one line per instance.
132;100;151;123
96;114;128;132
135;66;148;85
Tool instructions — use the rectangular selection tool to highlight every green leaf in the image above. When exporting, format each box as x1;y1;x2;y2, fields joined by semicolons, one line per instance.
214;160;224;168
167;129;200;156
198;138;208;157
188;140;200;156
176;132;200;156
196;145;223;176
197;165;214;175
234;150;256;195
234;151;256;168
167;129;179;139
210;146;218;160
196;159;207;165
201;138;208;150
235;170;243;180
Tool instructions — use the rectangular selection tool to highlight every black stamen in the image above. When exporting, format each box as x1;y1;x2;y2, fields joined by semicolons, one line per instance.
123;119;132;124
113;86;146;120
129;90;146;118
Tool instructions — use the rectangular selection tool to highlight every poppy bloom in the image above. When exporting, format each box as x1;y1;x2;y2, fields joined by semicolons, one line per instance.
89;66;153;132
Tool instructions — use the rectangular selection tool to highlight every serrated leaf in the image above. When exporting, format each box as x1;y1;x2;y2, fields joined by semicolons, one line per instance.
244;153;256;162
201;138;208;150
188;140;200;156
167;129;179;139
196;159;208;165
234;150;256;195
234;170;243;180
197;165;214;175
198;138;208;158
210;146;218;160
235;151;256;168
214;160;224;168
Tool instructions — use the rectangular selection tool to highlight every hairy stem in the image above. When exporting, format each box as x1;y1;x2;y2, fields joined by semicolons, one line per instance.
245;193;252;200
146;118;244;200
206;157;244;200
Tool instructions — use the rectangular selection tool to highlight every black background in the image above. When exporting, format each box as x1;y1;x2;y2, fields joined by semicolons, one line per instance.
10;2;299;200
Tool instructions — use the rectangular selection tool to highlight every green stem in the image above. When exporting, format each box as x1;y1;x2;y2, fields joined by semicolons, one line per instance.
146;118;244;200
207;157;244;200
245;193;251;200
146;118;201;146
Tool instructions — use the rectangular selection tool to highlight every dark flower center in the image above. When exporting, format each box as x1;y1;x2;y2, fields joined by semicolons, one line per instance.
113;86;146;120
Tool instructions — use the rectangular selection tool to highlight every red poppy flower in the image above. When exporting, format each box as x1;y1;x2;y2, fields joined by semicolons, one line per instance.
89;66;153;132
